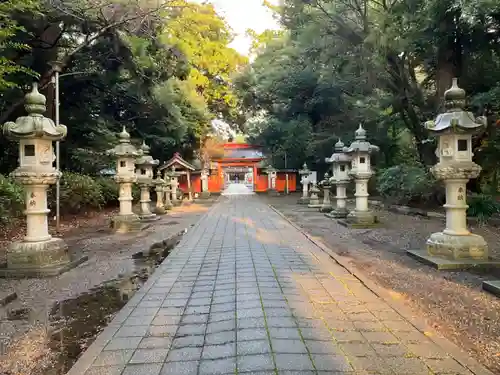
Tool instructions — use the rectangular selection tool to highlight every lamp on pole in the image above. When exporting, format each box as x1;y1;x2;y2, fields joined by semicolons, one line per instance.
50;61;93;231
51;62;62;231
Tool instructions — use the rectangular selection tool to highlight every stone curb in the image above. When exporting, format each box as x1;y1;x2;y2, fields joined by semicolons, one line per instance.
268;204;495;375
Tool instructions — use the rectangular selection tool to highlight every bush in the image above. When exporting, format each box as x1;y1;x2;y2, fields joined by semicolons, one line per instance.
467;193;500;221
49;172;104;214
95;177;119;206
0;174;24;227
376;165;440;205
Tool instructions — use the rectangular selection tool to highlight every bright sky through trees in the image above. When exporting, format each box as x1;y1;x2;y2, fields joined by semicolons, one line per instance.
194;0;281;55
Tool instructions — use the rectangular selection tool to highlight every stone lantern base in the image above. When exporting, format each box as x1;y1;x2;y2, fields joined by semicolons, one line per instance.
267;188;280;196
319;204;333;213
326;207;349;219
154;206;167;215
338;210;380;228
140;212;158;222
307;196;321;208
0;238;88;278
407;231;500;270
111;214;143;234
298;195;310;205
199;191;211;199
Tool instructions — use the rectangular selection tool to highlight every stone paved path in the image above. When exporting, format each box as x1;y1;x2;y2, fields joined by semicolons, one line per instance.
69;196;490;375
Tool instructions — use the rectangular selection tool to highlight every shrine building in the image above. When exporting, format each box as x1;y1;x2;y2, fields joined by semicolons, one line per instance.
158;142;297;195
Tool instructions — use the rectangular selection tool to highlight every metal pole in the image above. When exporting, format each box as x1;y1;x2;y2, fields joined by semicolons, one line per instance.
285;151;289;195
55;70;60;231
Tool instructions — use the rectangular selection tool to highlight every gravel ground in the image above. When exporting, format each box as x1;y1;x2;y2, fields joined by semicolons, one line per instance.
266;193;500;374
0;201;213;374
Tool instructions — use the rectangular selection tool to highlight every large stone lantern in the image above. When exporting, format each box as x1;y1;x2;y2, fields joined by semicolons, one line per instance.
298;162;311;204
408;78;497;269
153;174;166;215
109;127;142;233
265;164;279;196
162;172;173;210
1;83;78;277
308;182;321;208
200;168;211;199
343;125;379;226
326;139;351;219
319;172;333;213
135;141;159;221
168;167;181;206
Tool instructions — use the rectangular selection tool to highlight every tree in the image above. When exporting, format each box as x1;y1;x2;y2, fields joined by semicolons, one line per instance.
161;0;248;126
0;0;39;89
235;0;500;176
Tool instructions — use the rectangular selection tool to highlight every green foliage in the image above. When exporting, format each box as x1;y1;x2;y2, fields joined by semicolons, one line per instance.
161;0;248;125
95;177;119;206
0;0;39;89
467;194;500;221
50;172;104;214
376;165;439;205
0;174;24;227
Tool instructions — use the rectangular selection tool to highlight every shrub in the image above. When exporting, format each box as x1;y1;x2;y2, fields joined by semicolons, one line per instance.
95;177;119;206
467;193;500;221
0;174;24;227
49;172;104;214
376;165;440;205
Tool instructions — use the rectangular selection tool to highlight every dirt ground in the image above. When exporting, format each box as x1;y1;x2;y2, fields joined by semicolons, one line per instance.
0;201;213;375
266;193;500;374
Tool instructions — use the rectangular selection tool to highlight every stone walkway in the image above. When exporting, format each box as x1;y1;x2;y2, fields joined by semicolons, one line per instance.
69;196;491;375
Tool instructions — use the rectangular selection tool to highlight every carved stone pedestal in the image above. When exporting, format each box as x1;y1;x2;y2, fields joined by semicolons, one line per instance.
111;214;143;234
308;184;321;208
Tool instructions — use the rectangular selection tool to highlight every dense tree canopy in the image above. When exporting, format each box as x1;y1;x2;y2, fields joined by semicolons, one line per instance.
0;0;246;174
235;0;500;187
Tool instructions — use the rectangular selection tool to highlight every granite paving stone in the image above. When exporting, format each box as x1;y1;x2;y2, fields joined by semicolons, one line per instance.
72;196;492;375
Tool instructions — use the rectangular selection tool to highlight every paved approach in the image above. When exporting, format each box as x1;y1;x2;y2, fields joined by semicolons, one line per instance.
69;196;490;375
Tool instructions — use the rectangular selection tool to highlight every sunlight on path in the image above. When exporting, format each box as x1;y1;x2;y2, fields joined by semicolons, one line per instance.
221;183;255;196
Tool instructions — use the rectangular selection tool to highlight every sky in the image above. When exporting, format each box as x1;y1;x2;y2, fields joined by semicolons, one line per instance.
201;0;281;55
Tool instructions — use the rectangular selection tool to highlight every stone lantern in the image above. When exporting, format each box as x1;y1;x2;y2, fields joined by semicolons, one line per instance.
153;174;166;215
408;78;496;269
343;125;379;226
109;127;142;233
135;141;159;221
326;139;352;219
319;172;333;213
169;167;181;206
265;164;279;196
308;182;321;208
162;172;173;210
298;162;311;204
0;83;78;277
200;168;211;199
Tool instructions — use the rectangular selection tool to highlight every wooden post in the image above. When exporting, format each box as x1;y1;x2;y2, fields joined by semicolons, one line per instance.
187;170;192;200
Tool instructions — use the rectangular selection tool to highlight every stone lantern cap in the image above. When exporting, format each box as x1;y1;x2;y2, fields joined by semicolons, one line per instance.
136;141;159;167
3;83;67;141
167;166;181;178
154;175;165;185
108;127;140;157
264;163;277;174
299;162;310;176
320;172;331;186
343;125;379;155
326;139;351;164
424;78;486;135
